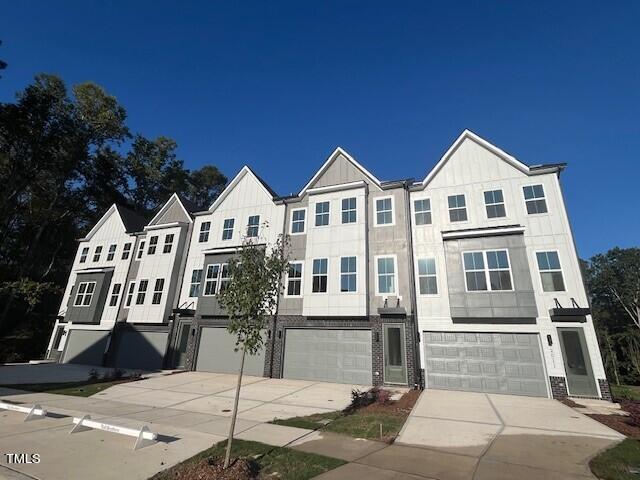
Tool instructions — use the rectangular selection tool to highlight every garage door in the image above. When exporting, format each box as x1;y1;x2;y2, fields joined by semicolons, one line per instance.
62;329;109;365
283;329;372;385
196;327;266;376
112;330;168;371
424;331;548;397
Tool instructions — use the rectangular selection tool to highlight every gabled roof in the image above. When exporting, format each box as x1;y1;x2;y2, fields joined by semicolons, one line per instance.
147;193;194;226
81;204;147;241
208;166;278;212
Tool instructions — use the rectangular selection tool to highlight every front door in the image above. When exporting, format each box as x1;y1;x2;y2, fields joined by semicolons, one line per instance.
384;324;407;384
174;323;191;369
558;327;597;397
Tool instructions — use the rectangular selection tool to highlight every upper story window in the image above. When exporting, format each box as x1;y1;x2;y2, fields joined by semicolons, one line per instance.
448;194;467;222
219;264;231;292
148;236;158;255
109;283;122;307
199;221;211;243
342;198;357;224
291;209;306;234
523;184;548;214
93;246;103;262
74;282;96;307
414;199;432;225
189;269;202;297
152;278;165;304
107;244;117;261
375;197;394;225
484;190;506;218
418;258;438;295
315;202;330;226
222;218;235;240
163;234;174;254
247;215;260;237
340;256;357;292
136;280;149;304
125;282;135;307
312;258;328;293
137;241;145;259
122;243;132;260
377;257;396;294
536;251;566;292
463;250;513;292
79;247;89;263
286;262;303;296
204;264;220;295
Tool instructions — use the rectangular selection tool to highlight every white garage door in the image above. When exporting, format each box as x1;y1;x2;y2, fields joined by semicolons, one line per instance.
424;331;548;397
195;327;266;376
283;329;372;385
61;330;109;366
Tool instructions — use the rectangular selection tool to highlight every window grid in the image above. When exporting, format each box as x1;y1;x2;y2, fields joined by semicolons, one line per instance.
109;283;122;307
484;189;506;218
219;264;231;293
463;250;513;292
79;247;89;263
199;222;211;243
341;198;357;224
418;258;438;295
377;257;396;294
204;264;220;295
523;184;548;214
222;218;234;240
315;202;330;226
247;215;260;237
287;262;303;296
536;251;566;292
312;258;328;293
125;282;135;307
136;280;149;305
189;269;202;297
152;278;165;304
291;209;306;234
375;197;393;225
74;282;96;307
106;244;117;261
414;199;432;225
163;234;174;253
148;236;158;254
448;194;468;222
137;241;145;259
122;243;132;260
93;246;103;262
340;256;357;292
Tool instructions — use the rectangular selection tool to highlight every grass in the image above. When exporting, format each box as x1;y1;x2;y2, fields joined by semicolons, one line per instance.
590;438;640;480
150;439;346;480
4;378;137;397
612;384;640;402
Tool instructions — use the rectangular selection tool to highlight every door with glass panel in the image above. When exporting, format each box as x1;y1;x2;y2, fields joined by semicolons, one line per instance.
384;324;407;384
558;327;597;397
174;322;192;369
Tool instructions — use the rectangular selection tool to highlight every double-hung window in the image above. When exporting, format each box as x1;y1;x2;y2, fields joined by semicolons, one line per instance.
189;269;202;297
199;221;211;242
448;194;467;222
125;282;135;307
148;236;158;255
291;209;306;234
312;258;328;293
340;256;357;292
463;250;513;291
523;185;548;214
315;202;329;226
79;247;89;263
377;257;396;294
375;197;393;225
93;246;103;262
247;215;260;237
137;241;145;259
152;279;164;304
74;282;96;306
106;244;117;261
109;283;122;307
484;190;506;218
122;242;132;260
414;199;432;225
287;262;303;296
163;234;174;253
204;264;220;295
418;258;438;295
341;198;357;224
536;251;566;292
136;280;148;304
222;218;234;240
219;264;231;292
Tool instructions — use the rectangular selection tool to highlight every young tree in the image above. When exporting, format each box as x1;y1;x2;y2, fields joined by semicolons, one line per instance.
217;234;289;469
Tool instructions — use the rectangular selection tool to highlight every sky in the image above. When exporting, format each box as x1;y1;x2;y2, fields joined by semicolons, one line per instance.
1;1;638;258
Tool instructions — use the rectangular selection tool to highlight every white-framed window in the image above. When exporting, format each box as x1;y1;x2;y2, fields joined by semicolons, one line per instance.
376;256;397;295
340;256;357;292
286;262;303;296
152;278;164;304
93;246;103;262
448;194;467;222
536;251;566;292
163;234;174;253
463;250;513;292
290;209;306;234
109;283;122;307
312;258;328;293
148;236;158;255
375;196;394;226
414;198;432;225
136;279;149;304
137;241;145;259
247;215;260;237
219;264;231;292
204;264;220;295
106;244;117;261
189;269;202;297
315;202;330;226
418;258;438;295
222;218;234;240
122;242;132;260
199;221;211;243
79;247;89;263
125;282;135;307
484;189;506;218
341;198;357;224
523;184;548;214
74;282;96;307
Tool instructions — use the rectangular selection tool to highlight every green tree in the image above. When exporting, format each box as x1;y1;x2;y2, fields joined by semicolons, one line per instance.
188;165;227;210
217;234;290;469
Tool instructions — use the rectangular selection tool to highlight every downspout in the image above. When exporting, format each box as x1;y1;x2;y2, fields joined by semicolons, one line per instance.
404;182;421;389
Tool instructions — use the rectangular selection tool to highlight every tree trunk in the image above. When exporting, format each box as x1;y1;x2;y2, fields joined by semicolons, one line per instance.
224;346;246;469
606;334;621;386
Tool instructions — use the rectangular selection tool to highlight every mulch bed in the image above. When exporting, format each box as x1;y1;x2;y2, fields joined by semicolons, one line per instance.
164;457;259;480
586;399;640;439
359;389;420;415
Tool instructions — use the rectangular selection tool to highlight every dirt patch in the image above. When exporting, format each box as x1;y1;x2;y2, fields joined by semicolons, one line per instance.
360;389;420;415
164;456;259;480
586;399;640;439
560;398;585;408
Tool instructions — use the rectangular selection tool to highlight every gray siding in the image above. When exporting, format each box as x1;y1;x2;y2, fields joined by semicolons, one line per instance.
153;200;191;225
65;271;113;324
311;153;372;188
196;251;236;316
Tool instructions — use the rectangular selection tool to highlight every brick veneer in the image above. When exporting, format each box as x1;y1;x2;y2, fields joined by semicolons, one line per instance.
549;376;569;398
598;378;613;401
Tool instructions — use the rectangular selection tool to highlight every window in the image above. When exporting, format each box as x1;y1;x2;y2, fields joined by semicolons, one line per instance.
74;282;96;306
136;280;149;304
312;258;328;293
484;190;506;218
291;209;306;234
377;257;396;294
418;258;438;295
219;264;231;292
414;199;432;225
199;221;211;242
109;283;122;307
222;218;234;240
107;244;117;261
204;264;220;295
163;234;174;253
148;236;158;254
122;242;132;260
189;269;202;297
448;194;467;222
247;215;260;237
315;202;329;226
375;197;393;225
341;198;357;224
536;251;566;292
523;184;548;214
79;247;89;263
463;250;513;291
125;282;135;307
137;241;145;259
152;278;164;304
340;256;357;292
287;262;303;296
93;246;103;262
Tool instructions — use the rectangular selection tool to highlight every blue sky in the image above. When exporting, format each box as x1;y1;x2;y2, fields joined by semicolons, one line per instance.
1;1;638;258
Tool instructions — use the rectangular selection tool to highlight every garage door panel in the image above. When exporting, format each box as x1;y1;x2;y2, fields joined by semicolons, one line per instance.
113;330;168;371
62;330;109;366
196;327;265;376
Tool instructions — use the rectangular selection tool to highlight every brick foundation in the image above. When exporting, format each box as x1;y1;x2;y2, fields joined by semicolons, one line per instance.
549;376;569;398
598;378;613;401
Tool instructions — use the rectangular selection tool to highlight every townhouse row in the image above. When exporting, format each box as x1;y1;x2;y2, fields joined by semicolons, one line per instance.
46;130;610;400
